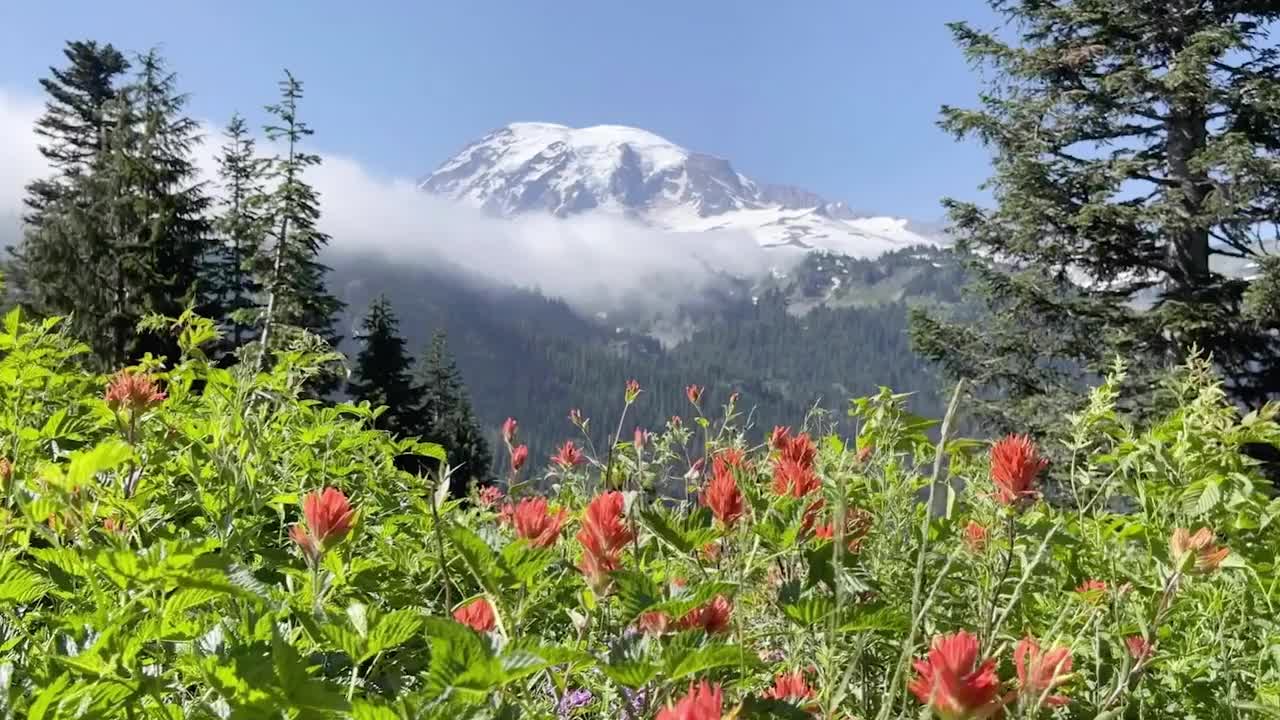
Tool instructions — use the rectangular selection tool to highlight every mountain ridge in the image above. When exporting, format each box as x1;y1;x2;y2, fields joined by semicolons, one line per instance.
418;122;941;258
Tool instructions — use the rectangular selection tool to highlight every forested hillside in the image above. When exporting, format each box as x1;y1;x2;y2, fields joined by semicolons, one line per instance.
328;245;962;475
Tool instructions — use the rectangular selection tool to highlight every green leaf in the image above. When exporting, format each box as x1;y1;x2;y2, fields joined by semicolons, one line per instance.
366;609;424;659
640;505;717;555
447;525;505;596
0;562;55;604
422;617;502;705
664;643;752;681
66;439;134;488
500;541;555;586
612;569;662;625
352;699;403;720
781;596;835;627
599;659;659;688
26;673;68;720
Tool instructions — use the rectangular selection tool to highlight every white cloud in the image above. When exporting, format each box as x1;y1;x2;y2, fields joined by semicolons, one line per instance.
0;87;779;318
0;90;45;245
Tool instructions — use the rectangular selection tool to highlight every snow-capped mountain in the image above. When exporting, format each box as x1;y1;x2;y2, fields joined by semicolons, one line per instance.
419;122;938;257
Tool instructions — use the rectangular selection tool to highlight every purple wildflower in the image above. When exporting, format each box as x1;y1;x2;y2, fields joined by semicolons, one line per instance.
558;689;593;718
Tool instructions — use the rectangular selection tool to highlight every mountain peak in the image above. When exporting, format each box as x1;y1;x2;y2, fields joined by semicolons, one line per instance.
420;122;939;257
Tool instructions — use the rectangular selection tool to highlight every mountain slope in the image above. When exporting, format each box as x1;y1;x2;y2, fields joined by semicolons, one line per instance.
419;122;938;258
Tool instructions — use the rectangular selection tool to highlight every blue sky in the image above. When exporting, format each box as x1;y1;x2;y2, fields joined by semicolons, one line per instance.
0;1;998;221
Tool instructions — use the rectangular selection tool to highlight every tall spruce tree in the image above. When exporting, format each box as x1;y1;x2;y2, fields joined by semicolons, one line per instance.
210;114;267;352
348;296;424;438
123;49;213;363
255;71;343;368
11;41;130;360
417;331;492;494
910;1;1280;435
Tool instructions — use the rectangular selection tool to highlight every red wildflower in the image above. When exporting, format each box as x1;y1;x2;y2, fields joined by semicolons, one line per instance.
453;597;496;633
686;384;704;406
656;681;724;720
497;503;515;525
1074;579;1107;603
701;541;721;562
1014;636;1073;708
770;425;792;450
552;441;585;469
501;417;518;445
510;444;529;472
677;595;733;634
713;448;749;476
624;379;642;403
1169;527;1230;574
568;408;584;426
856;444;874;464
963;521;988;553
634;427;650;452
511;497;569;548
289;524;319;566
671;415;682;428
990;435;1047;506
576;492;633;591
104;371;166;413
780;432;818;469
772;458;821;497
908;631;1004;720
102;516;127;536
477;485;503;509
301;487;355;546
1125;636;1153;662
635;611;670;636
0;458;11;485
763;670;816;703
800;499;824;536
703;465;745;527
814;507;873;552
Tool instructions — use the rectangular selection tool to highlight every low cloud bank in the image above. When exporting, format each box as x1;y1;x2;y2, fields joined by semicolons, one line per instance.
0;88;780;317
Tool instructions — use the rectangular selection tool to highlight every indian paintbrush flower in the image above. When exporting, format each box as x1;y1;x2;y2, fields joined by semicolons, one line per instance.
552;441;585;469
990;434;1047;506
104;371;166;413
1169;527;1230;574
511;496;569;548
1014;636;1073;708
908;630;1004;720
656;681;724;720
453;597;496;632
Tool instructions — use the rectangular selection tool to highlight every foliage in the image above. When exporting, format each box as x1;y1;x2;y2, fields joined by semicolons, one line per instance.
348;295;425;440
911;0;1280;435
0;307;1277;719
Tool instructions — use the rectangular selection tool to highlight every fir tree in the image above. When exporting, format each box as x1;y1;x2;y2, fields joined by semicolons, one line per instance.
123;49;213;363
910;1;1280;435
11;40;130;359
417;331;492;494
348;296;424;438
256;71;343;370
210;113;267;352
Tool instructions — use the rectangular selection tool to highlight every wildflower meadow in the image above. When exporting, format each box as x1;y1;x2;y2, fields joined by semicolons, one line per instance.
2;309;1280;720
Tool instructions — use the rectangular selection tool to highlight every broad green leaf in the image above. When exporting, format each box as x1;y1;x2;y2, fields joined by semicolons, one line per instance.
599;659;659;688
665;643;752;680
0;562;54;603
366;609;424;659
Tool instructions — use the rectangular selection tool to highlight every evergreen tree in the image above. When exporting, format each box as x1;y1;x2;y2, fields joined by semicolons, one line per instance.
209;113;267;351
910;1;1280;435
348;296;424;438
123;49;213;363
417;331;492;494
256;71;343;368
11;40;130;360
13;45;212;368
